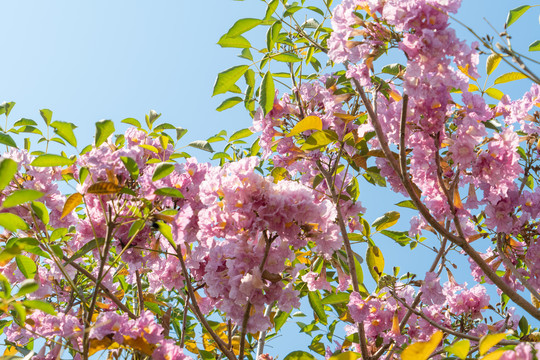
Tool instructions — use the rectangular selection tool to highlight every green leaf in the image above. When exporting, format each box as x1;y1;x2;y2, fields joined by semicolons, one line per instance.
154;187;184;198
2;189;44;208
445;339;470;360
39;109;52;126
366;246;384;283
120;156;140;180
321;292;350;305
121;117;142;128
306;6;325;16
95;119;115;147
529;40;540;52
328;352;362;360
0;213;29;232
30;201;49;225
274;310;289;332
229;128;253;142
0;133;17;148
381;230;411;247
265;0;279;19
16;255;37;279
213;65;249;96
22;299;56;315
198;350;215;360
11;302;26;325
371;211;400;231
283;6;302;17
0;158;17;191
381;63;405;76
486;53;501;75
217;34;251;49
65;238;105;265
157;222;174;247
260;71;275;116
301;130;338;151
16;279;39;298
267;21;282;51
14;118;37;127
395;200;417;210
176;127;188;141
30;154;74;167
479;333;507;355
239;48;253;61
505;5;531;28
272;53;302;63
188;140;214;153
283;351;316;360
226;18;262;37
152;163;175;181
51;121;77;147
0;101;15;117
308;290;327;324
216;97;243;112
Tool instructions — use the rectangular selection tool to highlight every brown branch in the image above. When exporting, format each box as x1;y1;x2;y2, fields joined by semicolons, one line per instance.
239;231;274;360
173;243;237;360
135;270;145;316
317;161;370;360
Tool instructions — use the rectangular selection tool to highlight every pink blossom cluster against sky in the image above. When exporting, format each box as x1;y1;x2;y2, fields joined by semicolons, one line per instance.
0;0;539;357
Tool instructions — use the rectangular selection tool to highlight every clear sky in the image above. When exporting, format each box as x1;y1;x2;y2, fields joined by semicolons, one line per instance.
0;0;538;357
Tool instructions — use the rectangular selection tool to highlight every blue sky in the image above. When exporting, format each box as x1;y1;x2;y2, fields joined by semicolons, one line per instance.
1;0;538;356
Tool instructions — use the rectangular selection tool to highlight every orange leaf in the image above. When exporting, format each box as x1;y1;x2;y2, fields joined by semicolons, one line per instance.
89;336;120;356
123;336;156;356
61;193;83;219
453;190;464;210
87;182;122;194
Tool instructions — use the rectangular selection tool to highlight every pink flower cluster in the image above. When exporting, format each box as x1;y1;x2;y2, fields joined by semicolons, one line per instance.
346;273;498;346
6;310;188;360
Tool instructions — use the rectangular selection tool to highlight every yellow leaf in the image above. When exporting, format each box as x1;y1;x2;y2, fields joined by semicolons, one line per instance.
458;64;478;81
334;113;364;122
480;349;506;360
61;192;83;219
486;53;502;75
485;88;504;101
453;190;464;210
123;336;156;356
479;333;507;355
184;340;198;354
469;84;480;92
389;90;402;102
445;339;470;360
401;331;443;360
531;293;540;308
3;346;18;356
89;336;120;356
366;245;385;283
87;181;122;194
287;116;323;137
328;351;361;360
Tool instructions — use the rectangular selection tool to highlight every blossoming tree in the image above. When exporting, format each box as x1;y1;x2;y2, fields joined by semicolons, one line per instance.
0;0;539;359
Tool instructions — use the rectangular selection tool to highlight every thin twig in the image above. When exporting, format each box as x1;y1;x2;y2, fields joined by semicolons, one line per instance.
173;243;237;360
317;161;370;360
496;234;540;303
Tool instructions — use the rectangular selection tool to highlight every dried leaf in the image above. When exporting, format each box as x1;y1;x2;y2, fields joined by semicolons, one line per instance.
61;193;83;219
